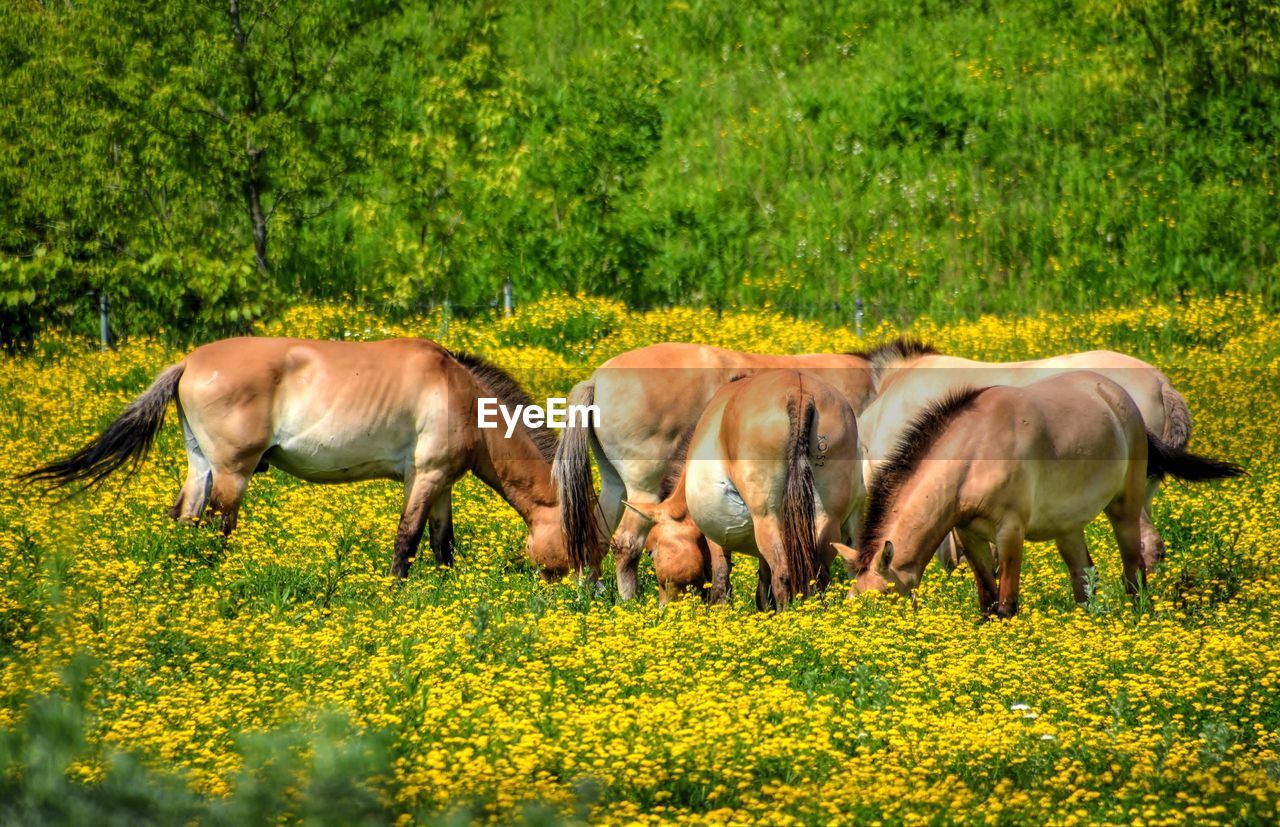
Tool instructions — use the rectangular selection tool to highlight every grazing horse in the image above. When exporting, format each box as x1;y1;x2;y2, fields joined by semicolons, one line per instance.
855;338;1194;571
22;338;573;579
622;371;864;610
834;372;1243;617
554;343;875;598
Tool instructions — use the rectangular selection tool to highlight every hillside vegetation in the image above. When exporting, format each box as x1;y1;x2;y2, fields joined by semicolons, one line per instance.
2;0;1278;343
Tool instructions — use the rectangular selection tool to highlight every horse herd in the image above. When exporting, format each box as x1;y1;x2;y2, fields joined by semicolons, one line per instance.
24;334;1243;617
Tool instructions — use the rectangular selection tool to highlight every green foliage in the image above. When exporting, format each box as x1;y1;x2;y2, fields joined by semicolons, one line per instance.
0;656;199;825
0;658;587;826
2;0;1277;345
0;0;402;345
1081;0;1280;124
347;1;538;312
519;48;665;302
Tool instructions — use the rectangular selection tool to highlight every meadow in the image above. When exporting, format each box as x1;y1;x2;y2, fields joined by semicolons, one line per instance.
1;293;1278;824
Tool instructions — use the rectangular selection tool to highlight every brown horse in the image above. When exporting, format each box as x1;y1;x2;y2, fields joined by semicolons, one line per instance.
22;337;572;579
855;338;1195;571
554;343;875;598
835;372;1242;616
623;371;864;610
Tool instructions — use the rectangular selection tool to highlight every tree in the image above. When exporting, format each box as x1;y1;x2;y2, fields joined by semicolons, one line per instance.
358;1;536;311
519;48;665;303
1080;0;1280;127
0;0;404;345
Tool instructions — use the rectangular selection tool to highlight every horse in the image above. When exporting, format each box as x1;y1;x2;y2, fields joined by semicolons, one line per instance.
622;370;864;610
21;337;573;579
833;372;1243;617
855;338;1194;571
553;343;875;599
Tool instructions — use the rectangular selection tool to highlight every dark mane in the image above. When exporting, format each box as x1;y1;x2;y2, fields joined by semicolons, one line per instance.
856;386;988;571
450;350;558;463
851;336;941;374
658;424;697;501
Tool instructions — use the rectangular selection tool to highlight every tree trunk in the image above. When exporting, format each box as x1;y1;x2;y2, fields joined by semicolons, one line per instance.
229;0;269;273
243;149;268;272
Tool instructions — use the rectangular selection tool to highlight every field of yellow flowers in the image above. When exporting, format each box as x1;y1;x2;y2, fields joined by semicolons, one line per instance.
2;294;1278;825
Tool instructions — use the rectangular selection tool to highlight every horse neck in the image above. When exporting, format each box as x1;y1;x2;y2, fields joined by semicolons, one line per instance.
874;354;931;396
665;472;692;521
877;467;963;572
471;417;558;528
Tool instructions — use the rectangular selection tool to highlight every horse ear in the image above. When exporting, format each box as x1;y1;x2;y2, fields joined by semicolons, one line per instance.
622;500;662;522
876;540;895;576
832;542;859;566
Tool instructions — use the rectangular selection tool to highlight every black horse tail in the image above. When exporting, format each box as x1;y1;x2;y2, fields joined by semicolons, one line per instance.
553;379;606;572
1146;431;1244;482
20;363;185;490
781;389;820;600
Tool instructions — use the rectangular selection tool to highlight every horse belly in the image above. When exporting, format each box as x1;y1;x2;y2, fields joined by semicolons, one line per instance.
267;412;417;483
265;442;406;483
685;461;757;554
1025;459;1128;540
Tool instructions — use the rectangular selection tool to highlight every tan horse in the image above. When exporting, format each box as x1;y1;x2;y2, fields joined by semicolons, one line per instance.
554;343;875;598
22;337;572;579
622;371;864;610
835;372;1242;616
855;339;1194;570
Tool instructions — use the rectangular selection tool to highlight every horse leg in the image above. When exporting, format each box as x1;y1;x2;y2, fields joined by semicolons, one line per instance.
708;539;732;604
207;467;252;537
755;559;776;612
191;402;268;535
612;459;669;599
595;462;626;573
170;411;212;522
838;507;863;580
613;505;651;601
392;472;445;579
992;523;1026;618
656;576;675;607
1106;497;1147;597
957;527;998;613
813;517;841;595
753;517;792;610
1055;530;1095;607
427;487;455;567
934;531;966;573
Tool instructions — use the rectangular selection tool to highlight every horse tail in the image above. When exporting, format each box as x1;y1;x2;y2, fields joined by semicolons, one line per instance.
782;388;820;599
1160;383;1192;450
1146;431;1244;482
20;363;185;490
553;379;604;572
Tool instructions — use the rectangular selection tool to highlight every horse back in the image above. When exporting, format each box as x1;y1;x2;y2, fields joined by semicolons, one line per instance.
968;373;1146;538
591;344;871;496
179;337;457;482
864;349;1167;467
